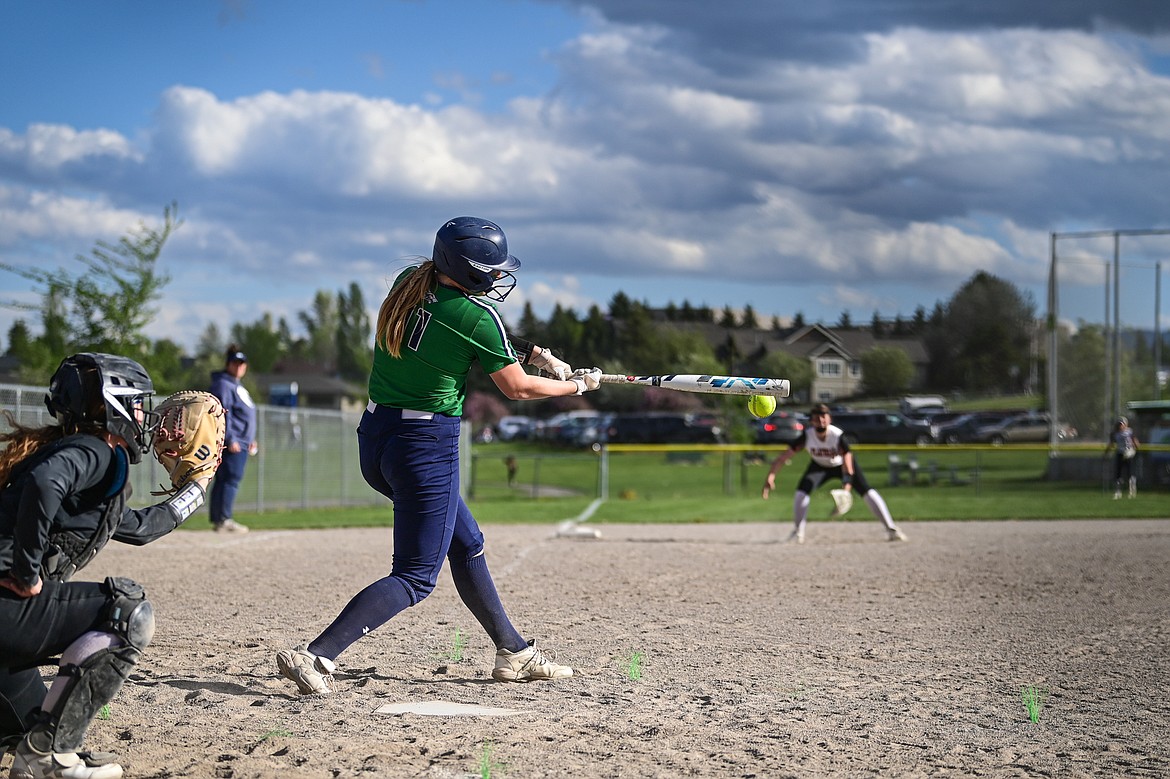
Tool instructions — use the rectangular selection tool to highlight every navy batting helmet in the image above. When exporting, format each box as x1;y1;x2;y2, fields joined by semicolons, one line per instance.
432;216;520;301
46;353;159;464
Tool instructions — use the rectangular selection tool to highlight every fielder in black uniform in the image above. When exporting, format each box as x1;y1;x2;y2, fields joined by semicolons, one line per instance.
0;353;209;779
762;403;906;543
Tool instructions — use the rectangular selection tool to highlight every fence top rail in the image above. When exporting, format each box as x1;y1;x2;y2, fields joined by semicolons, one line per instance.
0;383;359;419
600;442;1170;453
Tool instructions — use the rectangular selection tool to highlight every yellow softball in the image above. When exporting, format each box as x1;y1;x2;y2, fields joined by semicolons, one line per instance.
748;395;777;418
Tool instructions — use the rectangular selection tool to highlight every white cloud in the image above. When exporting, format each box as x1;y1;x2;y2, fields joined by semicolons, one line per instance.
0;125;139;172
5;17;1170;348
0;188;153;249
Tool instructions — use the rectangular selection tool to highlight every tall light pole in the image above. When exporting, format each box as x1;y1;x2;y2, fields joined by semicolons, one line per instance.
1048;228;1170;448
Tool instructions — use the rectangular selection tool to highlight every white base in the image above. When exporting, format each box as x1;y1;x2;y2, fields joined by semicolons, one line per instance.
555;520;602;539
375;701;523;717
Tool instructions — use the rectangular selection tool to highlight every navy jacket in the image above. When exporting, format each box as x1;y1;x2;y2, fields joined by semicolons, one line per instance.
209;370;258;450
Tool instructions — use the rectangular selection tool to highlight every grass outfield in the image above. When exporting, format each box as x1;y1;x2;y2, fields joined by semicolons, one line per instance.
219;443;1168;531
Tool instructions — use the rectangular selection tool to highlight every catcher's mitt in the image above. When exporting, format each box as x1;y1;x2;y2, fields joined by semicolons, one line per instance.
152;390;226;494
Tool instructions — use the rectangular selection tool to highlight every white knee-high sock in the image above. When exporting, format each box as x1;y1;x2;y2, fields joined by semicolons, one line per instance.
41;631;122;712
863;490;896;530
793;491;810;533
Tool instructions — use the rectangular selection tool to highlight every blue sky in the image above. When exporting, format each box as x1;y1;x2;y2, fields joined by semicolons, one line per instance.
4;0;1170;354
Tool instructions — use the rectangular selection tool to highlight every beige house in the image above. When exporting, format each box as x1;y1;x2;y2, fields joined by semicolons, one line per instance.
781;324;929;403
654;317;929;404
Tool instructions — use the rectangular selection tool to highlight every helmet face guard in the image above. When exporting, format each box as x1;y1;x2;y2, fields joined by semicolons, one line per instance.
432;217;521;301
46;353;158;464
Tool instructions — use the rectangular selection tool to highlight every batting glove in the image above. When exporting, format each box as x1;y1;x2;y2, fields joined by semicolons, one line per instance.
570;367;602;395
529;346;573;380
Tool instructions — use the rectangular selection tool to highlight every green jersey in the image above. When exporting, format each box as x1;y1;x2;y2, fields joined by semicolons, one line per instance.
368;269;519;416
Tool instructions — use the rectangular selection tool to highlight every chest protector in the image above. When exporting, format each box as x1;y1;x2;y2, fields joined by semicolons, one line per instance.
4;436;128;582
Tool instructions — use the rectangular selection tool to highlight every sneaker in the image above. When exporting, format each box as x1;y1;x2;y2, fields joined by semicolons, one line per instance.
1113;490;1122;500
213;518;249;533
276;644;336;695
9;736;123;779
492;640;573;682
786;528;805;544
887;527;907;542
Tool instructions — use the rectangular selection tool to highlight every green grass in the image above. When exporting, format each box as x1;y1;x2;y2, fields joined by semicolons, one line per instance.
627;651;644;681
206;443;1168;530
447;629;467;663
1021;685;1048;723
479;740;506;779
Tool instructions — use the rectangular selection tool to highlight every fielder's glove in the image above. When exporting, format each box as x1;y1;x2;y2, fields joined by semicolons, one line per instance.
570;367;603;395
151;390;226;494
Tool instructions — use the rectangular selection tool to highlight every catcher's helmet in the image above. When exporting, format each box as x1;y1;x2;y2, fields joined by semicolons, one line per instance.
432;216;521;301
46;353;159;464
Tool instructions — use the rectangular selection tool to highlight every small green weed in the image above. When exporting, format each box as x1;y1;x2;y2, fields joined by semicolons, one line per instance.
448;628;467;662
1021;685;1048;723
259;728;292;742
98;704;111;720
479;739;507;778
627;651;644;681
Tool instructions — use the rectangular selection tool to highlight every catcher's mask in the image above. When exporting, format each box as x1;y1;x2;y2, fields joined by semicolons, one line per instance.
432;216;520;301
46;353;160;464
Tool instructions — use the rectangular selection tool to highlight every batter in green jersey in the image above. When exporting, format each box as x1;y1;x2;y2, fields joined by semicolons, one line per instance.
368;267;520;416
278;217;602;696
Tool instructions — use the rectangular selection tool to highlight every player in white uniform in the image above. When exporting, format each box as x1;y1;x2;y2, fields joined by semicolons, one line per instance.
762;404;906;543
1105;416;1140;499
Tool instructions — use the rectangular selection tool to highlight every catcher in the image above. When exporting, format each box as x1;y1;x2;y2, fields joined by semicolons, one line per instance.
0;353;224;779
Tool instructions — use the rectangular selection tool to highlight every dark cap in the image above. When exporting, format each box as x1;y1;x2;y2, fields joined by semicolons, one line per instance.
227;350;247;363
809;403;831;415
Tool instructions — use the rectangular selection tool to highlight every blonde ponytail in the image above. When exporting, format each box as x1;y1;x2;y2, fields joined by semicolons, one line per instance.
376;263;438;357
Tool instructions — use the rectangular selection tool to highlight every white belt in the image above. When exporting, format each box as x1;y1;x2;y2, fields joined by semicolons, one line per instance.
367;400;434;420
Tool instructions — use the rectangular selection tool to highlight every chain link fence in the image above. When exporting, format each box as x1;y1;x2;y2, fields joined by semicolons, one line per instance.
0;384;386;512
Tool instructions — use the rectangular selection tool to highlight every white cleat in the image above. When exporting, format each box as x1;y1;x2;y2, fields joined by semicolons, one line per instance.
887;527;908;542
276;644;336;695
9;737;123;779
786;528;805;544
492;640;573;682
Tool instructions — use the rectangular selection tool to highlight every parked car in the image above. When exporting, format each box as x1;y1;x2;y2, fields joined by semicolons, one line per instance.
934;412;1016;444
496;415;535;441
970;413;1077;445
753;411;807;445
540;410;602;444
829;410;935;446
605;412;725;444
564;413;614;448
1147;425;1170;486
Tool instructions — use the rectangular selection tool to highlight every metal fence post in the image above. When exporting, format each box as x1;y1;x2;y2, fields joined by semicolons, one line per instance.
339;411;347;505
301;409;310;509
256;408;265;514
598;446;609;499
459;421;471;500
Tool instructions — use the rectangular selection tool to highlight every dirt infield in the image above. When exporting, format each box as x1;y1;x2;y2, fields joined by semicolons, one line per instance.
16;519;1170;778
